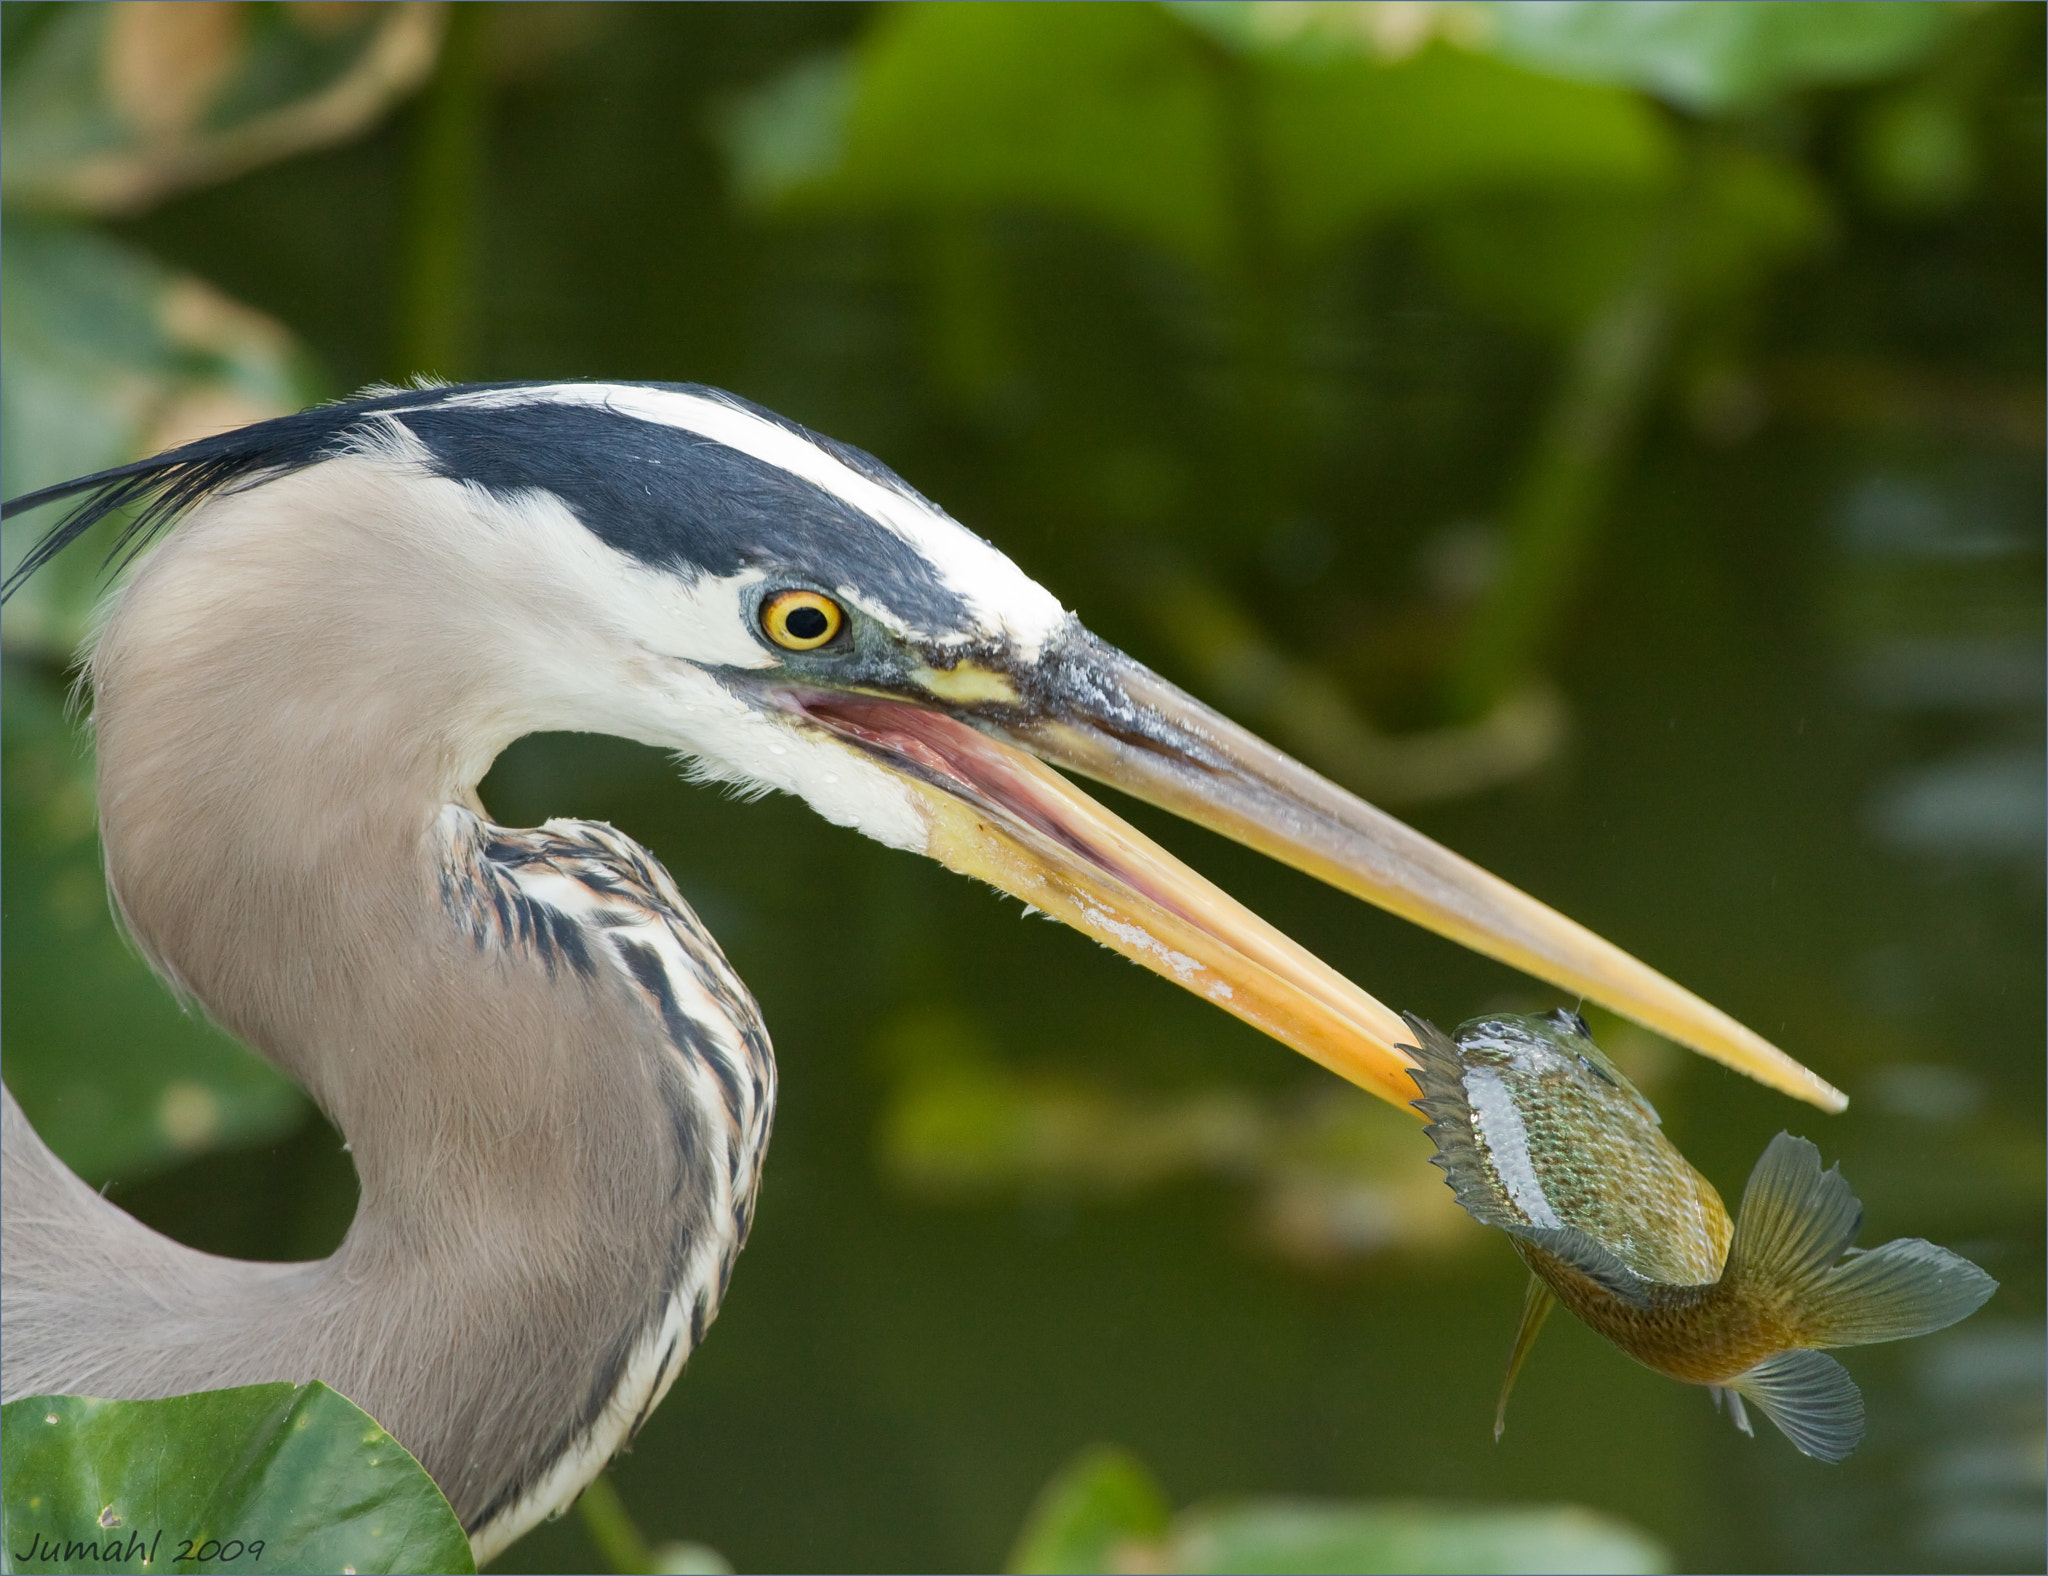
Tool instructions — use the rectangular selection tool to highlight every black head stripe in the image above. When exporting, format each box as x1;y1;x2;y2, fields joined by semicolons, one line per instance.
394;398;972;629
1;382;972;633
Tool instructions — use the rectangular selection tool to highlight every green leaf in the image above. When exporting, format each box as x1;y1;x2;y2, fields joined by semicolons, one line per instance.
1262;42;1671;258
0;659;304;1184
1479;1;1958;115
733;3;1674;267
1006;1445;1171;1575
1161;1500;1671;1574
779;4;1228;262
0;1383;474;1575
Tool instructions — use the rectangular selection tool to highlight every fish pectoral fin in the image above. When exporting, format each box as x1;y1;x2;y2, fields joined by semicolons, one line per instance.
1495;1275;1557;1442
1511;1224;1659;1310
1726;1349;1865;1462
1709;1386;1754;1437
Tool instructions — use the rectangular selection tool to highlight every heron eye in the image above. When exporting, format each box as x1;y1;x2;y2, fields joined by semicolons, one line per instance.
761;590;844;651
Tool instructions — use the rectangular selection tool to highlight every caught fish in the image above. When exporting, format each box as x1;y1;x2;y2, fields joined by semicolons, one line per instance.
1404;1009;1996;1461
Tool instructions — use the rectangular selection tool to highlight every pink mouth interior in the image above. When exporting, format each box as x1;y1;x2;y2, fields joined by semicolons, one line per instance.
794;692;1184;917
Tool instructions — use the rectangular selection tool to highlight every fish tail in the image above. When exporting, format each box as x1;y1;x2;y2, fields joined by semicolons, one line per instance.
1727;1133;1997;1346
1724;1350;1864;1461
1805;1237;2000;1345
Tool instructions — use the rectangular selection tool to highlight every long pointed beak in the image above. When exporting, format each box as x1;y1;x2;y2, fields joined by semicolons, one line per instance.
790;688;1424;1107
787;631;1845;1115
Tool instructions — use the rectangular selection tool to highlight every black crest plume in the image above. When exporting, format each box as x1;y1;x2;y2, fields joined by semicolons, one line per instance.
0;384;527;603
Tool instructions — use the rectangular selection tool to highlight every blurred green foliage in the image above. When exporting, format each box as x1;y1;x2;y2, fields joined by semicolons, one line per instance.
1007;1446;1172;1574
1;663;303;1182
1475;1;1956;114
0;217;320;647
735;4;1673;266
0;0;437;214
1;1;398;1181
575;1477;734;1576
1;3;2040;1573
720;0;1944;734
873;1002;1479;1264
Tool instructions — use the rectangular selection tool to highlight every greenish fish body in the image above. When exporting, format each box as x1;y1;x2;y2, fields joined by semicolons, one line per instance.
1405;1010;1997;1461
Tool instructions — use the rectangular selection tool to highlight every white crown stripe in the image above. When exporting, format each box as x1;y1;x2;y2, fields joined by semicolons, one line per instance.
438;384;1068;650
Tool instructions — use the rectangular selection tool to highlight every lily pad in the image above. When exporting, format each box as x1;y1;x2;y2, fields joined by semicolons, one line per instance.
1006;1445;1669;1575
1160;1500;1670;1575
0;1382;473;1575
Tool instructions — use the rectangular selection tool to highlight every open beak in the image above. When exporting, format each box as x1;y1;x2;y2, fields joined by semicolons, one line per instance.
784;630;1845;1115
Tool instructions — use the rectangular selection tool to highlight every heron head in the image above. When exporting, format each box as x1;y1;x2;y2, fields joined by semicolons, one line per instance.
2;381;1842;1113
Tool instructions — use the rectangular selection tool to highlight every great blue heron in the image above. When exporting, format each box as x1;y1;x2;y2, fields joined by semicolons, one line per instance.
0;381;1841;1562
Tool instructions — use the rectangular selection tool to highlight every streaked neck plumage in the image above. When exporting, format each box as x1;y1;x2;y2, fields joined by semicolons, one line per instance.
4;453;772;1557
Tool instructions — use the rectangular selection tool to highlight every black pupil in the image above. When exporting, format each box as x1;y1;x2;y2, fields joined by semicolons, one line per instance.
784;604;830;640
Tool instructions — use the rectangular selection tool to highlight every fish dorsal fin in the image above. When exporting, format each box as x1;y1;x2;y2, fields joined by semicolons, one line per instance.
1494;1275;1557;1441
1403;1013;1524;1232
1727;1133;1997;1346
1726;1349;1865;1461
1725;1132;1862;1300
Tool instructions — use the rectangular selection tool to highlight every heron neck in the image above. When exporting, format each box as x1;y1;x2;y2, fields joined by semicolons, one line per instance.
80;461;706;1508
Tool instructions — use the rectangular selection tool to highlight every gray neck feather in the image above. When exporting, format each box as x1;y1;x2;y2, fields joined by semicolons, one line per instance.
0;457;727;1549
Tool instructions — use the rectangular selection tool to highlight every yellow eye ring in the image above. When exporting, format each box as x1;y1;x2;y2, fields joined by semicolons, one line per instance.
761;589;845;651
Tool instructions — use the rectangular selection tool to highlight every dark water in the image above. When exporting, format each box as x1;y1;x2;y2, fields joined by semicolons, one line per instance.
20;5;2042;1572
